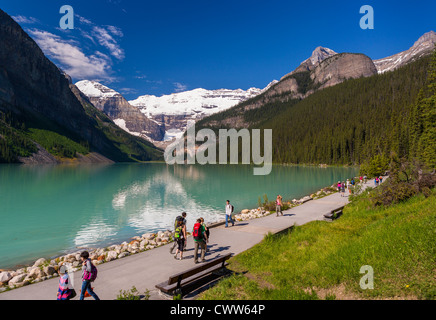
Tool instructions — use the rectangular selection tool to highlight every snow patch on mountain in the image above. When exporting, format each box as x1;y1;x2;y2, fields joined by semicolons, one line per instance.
129;82;276;118
374;31;436;74
75;80;119;98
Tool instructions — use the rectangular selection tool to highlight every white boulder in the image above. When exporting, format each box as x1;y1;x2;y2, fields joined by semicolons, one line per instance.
8;274;27;286
106;251;118;262
0;272;13;284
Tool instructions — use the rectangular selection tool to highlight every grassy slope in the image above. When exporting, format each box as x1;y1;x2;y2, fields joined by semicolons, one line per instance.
0;100;164;163
199;189;436;300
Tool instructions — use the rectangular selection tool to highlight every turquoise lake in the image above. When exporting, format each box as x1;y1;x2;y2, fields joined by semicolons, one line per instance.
0;163;357;269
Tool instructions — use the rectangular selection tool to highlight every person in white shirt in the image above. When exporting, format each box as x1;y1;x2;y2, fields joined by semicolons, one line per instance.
225;200;235;228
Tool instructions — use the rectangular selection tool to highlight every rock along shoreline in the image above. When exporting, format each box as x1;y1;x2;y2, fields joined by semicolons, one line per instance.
0;182;340;293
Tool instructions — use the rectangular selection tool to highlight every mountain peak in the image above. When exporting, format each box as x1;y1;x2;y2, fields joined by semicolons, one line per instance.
75;80;120;98
307;46;338;65
374;30;436;74
412;30;436;48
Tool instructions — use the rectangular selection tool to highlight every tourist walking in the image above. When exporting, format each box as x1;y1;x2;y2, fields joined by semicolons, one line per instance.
192;218;208;263
79;251;99;300
170;212;187;254
379;176;383;184
364;175;367;184
346;179;351;195
173;218;186;260
57;266;76;300
276;195;283;217
341;181;346;197
225;200;235;227
359;176;363;184
200;217;210;252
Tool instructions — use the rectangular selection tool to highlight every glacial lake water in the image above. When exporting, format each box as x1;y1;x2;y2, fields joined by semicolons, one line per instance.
0;163;357;269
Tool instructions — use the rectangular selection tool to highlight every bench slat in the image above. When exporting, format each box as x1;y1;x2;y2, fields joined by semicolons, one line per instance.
156;262;229;293
166;253;232;285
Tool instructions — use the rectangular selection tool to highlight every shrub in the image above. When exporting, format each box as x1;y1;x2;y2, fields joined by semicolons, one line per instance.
116;286;150;300
369;160;435;206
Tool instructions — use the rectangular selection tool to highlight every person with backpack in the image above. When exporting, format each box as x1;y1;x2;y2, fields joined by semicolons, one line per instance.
225;200;234;228
173;218;187;260
79;251;100;300
200;217;210;252
192;218;208;264
170;212;187;254
57;265;76;300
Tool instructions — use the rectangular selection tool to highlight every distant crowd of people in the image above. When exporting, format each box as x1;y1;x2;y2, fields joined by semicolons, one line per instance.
337;175;384;197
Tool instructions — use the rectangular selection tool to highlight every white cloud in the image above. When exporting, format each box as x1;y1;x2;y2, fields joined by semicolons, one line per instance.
75;14;93;25
92;26;125;60
174;82;188;92
74;14;125;60
28;29;114;81
12;15;39;24
106;25;124;37
25;13;126;82
119;88;137;95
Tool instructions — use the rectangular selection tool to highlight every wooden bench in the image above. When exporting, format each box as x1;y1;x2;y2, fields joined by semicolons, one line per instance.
155;253;232;296
323;206;345;221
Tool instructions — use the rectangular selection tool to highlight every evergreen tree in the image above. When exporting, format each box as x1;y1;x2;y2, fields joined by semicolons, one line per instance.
409;47;436;168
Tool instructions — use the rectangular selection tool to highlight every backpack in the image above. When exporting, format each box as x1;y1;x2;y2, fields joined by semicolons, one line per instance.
83;260;98;282
174;226;183;239
231;205;234;213
174;216;183;228
192;223;203;241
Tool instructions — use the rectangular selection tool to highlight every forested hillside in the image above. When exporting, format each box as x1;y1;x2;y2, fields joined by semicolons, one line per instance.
196;51;435;167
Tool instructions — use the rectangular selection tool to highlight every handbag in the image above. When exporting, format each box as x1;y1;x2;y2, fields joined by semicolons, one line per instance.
69;288;77;299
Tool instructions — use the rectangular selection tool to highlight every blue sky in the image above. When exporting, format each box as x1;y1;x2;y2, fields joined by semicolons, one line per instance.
1;0;435;99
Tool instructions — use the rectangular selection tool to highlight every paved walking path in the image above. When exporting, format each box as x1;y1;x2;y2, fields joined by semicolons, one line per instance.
0;180;375;300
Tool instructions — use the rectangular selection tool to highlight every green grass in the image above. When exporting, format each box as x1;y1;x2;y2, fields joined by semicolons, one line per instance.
199;189;436;300
28;128;89;158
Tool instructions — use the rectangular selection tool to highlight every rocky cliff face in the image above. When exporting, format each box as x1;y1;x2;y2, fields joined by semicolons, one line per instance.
374;31;436;73
0;8;162;162
281;46;338;79
311;53;377;89
223;49;377;117
75;80;165;141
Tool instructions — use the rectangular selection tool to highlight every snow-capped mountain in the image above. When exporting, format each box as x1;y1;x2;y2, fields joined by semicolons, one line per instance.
129;83;276;117
128;82;277;142
75;80;275;144
374;31;436;74
75;80;165;141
